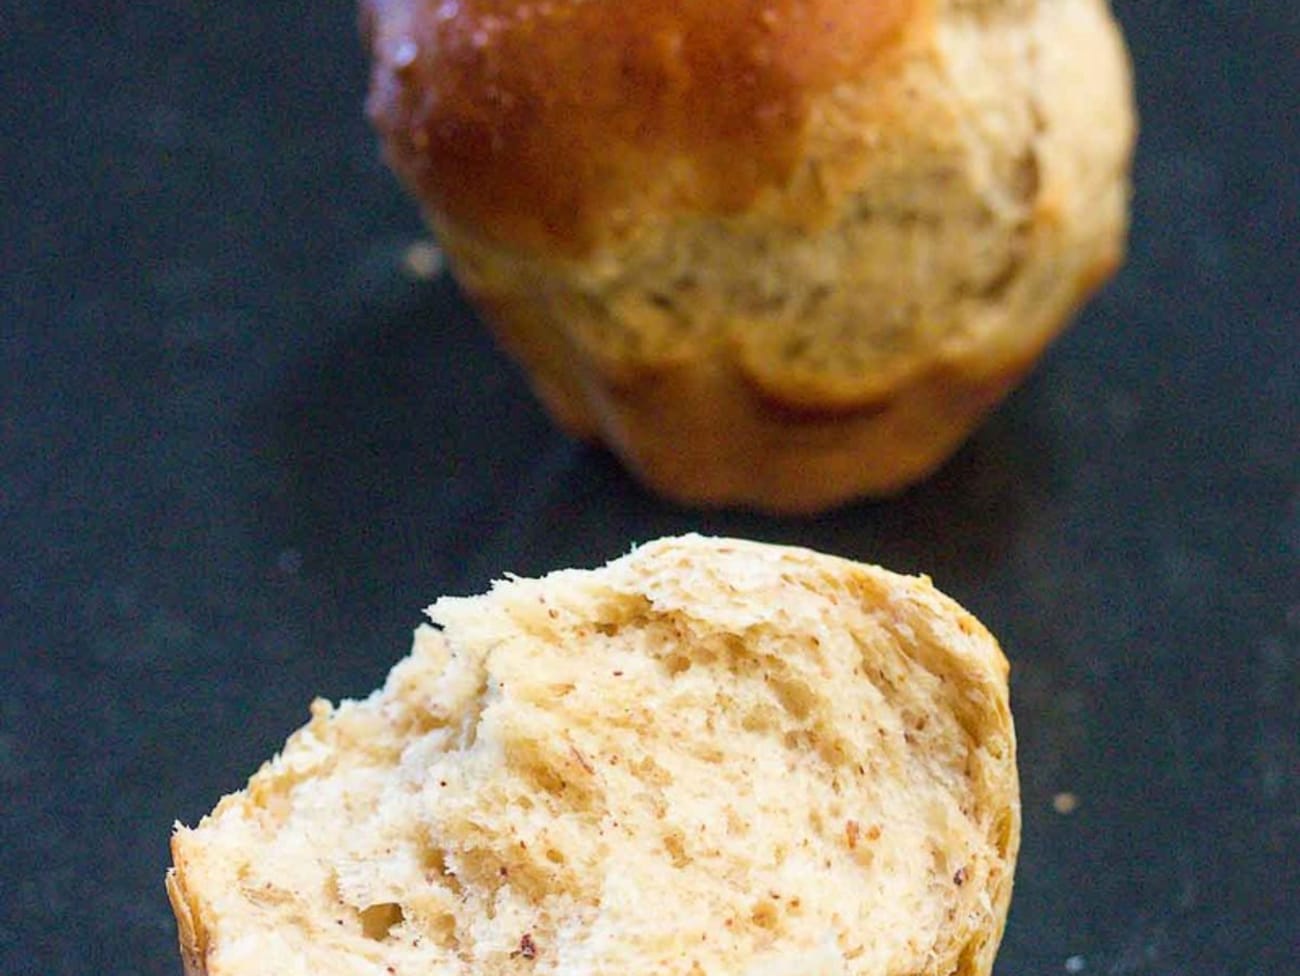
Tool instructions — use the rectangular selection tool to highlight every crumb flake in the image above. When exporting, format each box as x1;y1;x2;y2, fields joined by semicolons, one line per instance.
1052;792;1079;815
401;240;445;280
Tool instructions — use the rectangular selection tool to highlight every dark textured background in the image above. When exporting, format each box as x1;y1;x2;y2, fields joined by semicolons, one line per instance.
3;3;1297;974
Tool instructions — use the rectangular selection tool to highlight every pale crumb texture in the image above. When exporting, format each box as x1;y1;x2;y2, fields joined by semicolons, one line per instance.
168;536;1020;976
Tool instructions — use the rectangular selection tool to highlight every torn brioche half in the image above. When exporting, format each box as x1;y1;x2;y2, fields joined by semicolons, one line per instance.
168;535;1020;976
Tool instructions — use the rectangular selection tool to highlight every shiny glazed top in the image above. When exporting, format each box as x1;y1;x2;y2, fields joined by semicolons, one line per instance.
364;0;917;255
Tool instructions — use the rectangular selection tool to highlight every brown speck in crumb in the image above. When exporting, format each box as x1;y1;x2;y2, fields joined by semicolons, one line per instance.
866;824;882;841
613;670;624;676
439;780;447;787
845;819;860;849
499;866;509;877
953;866;968;886
569;745;594;774
547;608;558;619
511;933;537;960
1053;792;1079;815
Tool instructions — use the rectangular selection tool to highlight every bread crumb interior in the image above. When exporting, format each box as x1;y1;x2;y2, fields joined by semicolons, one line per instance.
180;540;1013;976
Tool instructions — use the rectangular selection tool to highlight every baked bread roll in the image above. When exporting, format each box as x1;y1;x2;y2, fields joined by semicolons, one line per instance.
361;0;1135;512
168;535;1019;975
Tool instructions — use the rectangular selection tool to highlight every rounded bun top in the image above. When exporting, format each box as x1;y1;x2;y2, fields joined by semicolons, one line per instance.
364;0;919;254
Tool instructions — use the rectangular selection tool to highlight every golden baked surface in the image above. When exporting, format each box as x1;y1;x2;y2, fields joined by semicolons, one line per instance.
365;0;917;253
363;0;1134;512
169;536;1019;976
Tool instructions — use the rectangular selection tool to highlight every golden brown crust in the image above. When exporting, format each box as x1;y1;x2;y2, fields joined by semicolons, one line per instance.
166;840;211;976
474;297;1044;512
363;0;1134;512
448;228;1122;513
364;0;920;254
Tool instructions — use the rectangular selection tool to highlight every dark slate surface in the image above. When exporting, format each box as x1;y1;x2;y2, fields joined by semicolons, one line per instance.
3;2;1296;974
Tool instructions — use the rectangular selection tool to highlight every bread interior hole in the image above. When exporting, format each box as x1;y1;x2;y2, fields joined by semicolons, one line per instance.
768;674;814;720
750;899;779;930
664;652;693;676
662;829;691;868
359;902;404;941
